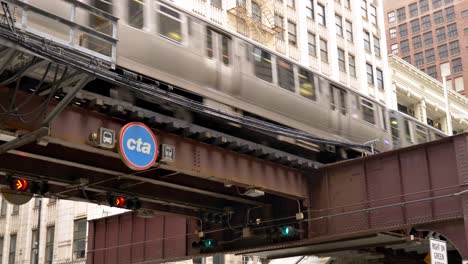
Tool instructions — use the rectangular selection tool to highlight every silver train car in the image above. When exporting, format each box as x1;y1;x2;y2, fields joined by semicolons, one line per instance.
20;0;446;153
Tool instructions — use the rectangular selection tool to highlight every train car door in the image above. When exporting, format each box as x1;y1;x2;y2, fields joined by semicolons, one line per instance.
207;28;233;93
328;85;348;135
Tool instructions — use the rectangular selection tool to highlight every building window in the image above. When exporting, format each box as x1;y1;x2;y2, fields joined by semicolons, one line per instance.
374;36;380;56
0;237;3;263
376;68;384;89
366;63;374;85
463;10;468;18
413;35;422;50
287;0;295;8
345;20;353;42
306;0;314;20
436;27;446;42
31;229;38;264
420;0;429;13
308;32;316;56
427;65;437;78
421;15;431;30
0;200;7;217
444;0;453;4
389;27;397;39
370;5;377;26
277;59;295;91
45;226;54;264
338;48;346;72
211;0;222;8
299;68;316;100
432;0;441;9
128;0;144;29
157;5;183;43
317;4;325;26
411;19;420;34
401;39;410;54
344;0;350;10
438;44;448;59
414;52;424;66
447;23;458;38
320;38;328;63
388;11;395;23
452;58;462;73
73;219;87;259
252;1;261;21
399;23;408;37
449;40;460;55
424;31;433;46
409;3;418;17
445;6;455;21
397;7;406;22
287;21;297;46
426;48;435;63
253;47;272;82
434;10;444;24
348;54;356;77
363;30;371;52
362;0;368;19
403;56;411;63
335;14;343;37
274;14;284;40
8;234;16;264
391;43;399;54
11;205;18;215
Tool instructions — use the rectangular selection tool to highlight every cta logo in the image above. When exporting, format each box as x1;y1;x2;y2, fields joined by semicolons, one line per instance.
119;122;159;171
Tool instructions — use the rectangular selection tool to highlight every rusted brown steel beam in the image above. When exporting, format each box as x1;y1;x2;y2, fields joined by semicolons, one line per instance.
0;89;309;199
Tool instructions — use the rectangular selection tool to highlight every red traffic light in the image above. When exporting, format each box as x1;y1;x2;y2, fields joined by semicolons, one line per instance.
11;178;28;191
111;196;126;208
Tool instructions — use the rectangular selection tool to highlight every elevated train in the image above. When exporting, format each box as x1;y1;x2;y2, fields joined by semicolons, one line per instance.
19;0;447;153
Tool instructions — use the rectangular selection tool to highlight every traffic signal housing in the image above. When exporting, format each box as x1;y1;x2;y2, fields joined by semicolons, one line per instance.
192;238;218;251
8;177;48;194
107;195;141;210
271;225;300;242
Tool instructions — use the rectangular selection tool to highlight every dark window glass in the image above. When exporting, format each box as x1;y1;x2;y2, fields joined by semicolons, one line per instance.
420;0;429;13
308;32;316;56
401;39;410;54
73;219;87;259
421;15;431;30
416;125;428;143
399;23;408;37
411;19;420;33
427;65;437;78
425;48;435;63
423;31;433;46
364;30;371;51
397;7;406;22
306;0;314;20
221;35;230;65
432;0;441;9
434;10;443;24
414;52;424;66
376;68;384;90
298;68;316;100
11;205;18;215
252;1;261;21
449;40;460;55
317;4;326;26
413;35;422;50
0;237;3;263
31;230;38;264
366;63;374;85
277;59;295;92
336;14;343;36
403;56;411;63
253;47;272;82
8;235;16;264
288;21;297;46
348;54;356;77
45;226;54;264
438;44;448;59
158;5;183;43
452;58;463;73
0;200;6;217
390;117;400;140
374;36;380;56
436;27;446;42
320;38;328;63
404;120;412;142
128;0;143;29
206;29;213;58
445;6;455;21
409;3;418;17
447;23;458;38
338;48;346;72
361;99;375;124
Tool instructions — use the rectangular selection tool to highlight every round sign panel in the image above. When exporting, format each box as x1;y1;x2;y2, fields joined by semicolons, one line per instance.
119;122;159;171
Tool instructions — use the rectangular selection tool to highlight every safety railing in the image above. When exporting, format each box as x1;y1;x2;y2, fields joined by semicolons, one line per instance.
0;0;118;68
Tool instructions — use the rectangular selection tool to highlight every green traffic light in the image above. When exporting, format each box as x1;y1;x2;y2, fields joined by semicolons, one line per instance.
203;239;213;248
280;226;291;236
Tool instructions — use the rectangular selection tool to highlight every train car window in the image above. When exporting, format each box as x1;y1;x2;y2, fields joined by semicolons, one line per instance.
128;0;144;29
158;5;183;43
329;87;336;110
206;29;213;58
253;47;272;82
381;108;387;131
416;125;427;143
221;35;230;65
390;117;400;140
298;68;316;101
339;90;347;115
361;99;375;124
277;59;294;92
404;120;412;142
90;0;113;34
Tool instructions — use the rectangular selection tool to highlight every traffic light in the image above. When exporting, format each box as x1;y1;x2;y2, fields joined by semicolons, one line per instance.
8;178;48;194
271;225;300;242
192;239;218;250
280;226;293;236
107;195;141;210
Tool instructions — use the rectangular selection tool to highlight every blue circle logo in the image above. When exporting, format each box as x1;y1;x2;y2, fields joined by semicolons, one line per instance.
119;122;158;171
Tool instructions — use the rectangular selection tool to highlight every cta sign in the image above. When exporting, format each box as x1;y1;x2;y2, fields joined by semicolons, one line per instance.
429;238;447;264
119;122;158;171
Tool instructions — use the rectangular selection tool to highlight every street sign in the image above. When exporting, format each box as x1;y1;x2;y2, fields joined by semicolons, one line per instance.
118;122;158;171
429;238;447;264
98;127;115;149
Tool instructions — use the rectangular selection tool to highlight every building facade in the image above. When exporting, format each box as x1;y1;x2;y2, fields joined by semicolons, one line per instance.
383;0;468;96
168;0;394;107
0;196;125;264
